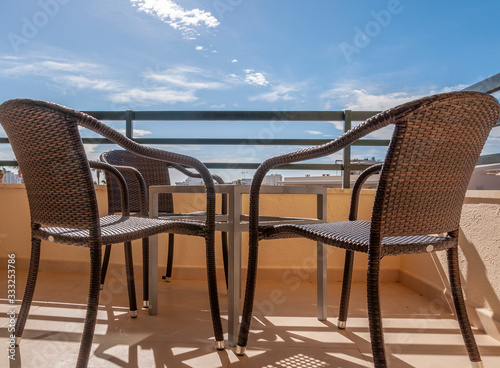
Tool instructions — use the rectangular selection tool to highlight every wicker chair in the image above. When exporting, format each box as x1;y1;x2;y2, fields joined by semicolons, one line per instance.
235;92;500;368
98;150;229;307
0;99;224;368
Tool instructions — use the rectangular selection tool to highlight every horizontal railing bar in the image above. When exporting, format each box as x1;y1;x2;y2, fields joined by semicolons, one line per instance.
72;137;390;146
0;160;368;171
204;163;343;170
132;138;391;146
83;110;379;122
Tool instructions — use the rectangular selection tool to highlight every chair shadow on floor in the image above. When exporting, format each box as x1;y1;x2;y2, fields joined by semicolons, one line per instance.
5;269;500;367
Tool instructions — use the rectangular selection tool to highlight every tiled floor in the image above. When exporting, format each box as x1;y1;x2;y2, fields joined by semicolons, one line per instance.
1;270;500;367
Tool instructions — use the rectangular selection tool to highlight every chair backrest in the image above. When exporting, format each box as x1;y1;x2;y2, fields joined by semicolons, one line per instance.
0;99;100;231
371;92;500;238
101;150;173;214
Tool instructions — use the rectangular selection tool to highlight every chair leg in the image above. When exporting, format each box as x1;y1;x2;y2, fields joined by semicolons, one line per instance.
236;237;259;355
100;244;112;290
205;234;225;349
123;241;138;317
367;255;387;368
447;248;483;367
163;234;175;282
222;232;229;290
76;245;101;368
15;237;41;345
142;237;149;308
338;250;355;329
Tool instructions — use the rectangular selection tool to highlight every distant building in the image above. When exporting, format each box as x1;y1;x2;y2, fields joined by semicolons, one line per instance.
467;163;500;190
232;178;252;185
281;173;380;189
262;174;282;186
175;177;204;186
1;171;23;184
282;158;381;188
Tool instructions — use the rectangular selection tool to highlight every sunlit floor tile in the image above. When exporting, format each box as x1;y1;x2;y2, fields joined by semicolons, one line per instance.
1;271;499;367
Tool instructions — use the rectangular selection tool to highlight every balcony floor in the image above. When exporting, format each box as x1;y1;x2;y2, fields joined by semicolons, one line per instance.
2;270;500;367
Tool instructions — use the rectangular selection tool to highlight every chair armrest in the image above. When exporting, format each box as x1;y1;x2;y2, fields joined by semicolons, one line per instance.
100;159;148;216
348;163;382;221
89;160;130;216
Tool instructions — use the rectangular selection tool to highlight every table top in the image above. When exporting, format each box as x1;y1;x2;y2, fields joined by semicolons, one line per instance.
149;184;327;195
149;184;327;229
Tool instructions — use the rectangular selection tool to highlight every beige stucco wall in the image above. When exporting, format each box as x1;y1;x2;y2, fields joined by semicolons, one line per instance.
0;184;499;338
0;185;400;281
400;190;500;340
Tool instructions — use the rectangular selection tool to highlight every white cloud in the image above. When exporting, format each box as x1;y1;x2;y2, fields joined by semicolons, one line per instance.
109;88;198;105
305;130;323;135
249;84;298;102
195;46;205;51
83;144;100;161
245;72;268;86
116;128;152;137
328;121;344;131
130;0;219;39
210;103;226;109
231;59;238;63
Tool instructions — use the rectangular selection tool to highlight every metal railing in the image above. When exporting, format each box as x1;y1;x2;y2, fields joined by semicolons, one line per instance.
1;108;499;188
1;109;389;188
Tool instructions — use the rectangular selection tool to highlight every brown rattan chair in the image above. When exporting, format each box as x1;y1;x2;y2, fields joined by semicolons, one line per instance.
99;149;229;308
235;91;500;368
0;99;224;368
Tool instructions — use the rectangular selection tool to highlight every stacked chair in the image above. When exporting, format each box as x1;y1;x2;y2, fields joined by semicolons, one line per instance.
98;149;229;309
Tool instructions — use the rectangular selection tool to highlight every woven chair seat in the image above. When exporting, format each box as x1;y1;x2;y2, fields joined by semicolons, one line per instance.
33;215;206;247
260;220;456;256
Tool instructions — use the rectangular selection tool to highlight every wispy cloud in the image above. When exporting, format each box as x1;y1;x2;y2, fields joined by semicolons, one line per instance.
109;88;197;104
321;82;468;111
305;130;323;135
249;84;299;102
53;75;121;92
0;56;121;93
143;66;224;90
130;0;219;39
0;57;101;78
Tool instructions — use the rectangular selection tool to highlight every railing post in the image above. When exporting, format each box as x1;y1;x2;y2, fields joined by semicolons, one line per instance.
125;110;134;139
342;110;352;189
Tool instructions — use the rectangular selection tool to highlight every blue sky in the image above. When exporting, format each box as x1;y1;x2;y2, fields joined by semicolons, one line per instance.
1;0;499;182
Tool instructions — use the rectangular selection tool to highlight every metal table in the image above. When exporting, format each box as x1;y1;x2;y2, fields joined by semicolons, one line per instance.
148;184;327;346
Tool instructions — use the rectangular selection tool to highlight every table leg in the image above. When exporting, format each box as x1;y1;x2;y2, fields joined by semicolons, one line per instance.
148;234;158;316
317;242;327;321
149;192;159;316
228;231;241;347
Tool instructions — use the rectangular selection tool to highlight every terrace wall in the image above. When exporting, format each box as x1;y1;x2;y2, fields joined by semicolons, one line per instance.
1;184;498;340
